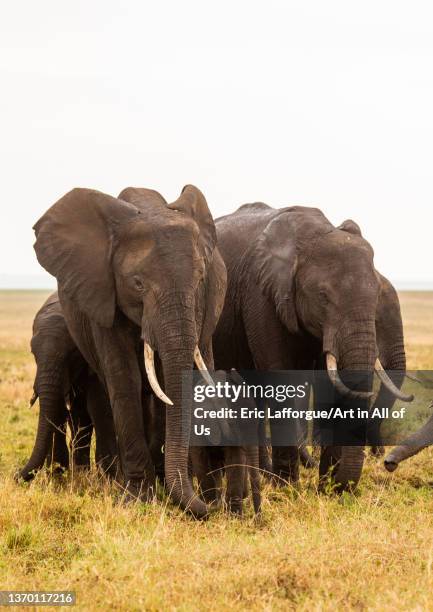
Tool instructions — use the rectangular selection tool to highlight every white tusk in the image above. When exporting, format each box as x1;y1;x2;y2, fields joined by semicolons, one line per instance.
194;346;215;387
144;343;173;406
374;358;414;402
326;352;373;399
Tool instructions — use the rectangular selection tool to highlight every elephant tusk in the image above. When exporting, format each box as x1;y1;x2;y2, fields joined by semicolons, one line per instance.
326;353;374;400
374;359;414;402
194;346;215;387
144;343;173;406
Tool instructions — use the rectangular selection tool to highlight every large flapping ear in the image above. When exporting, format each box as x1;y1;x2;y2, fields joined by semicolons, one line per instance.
250;212;299;334
118;187;168;210
375;272;405;365
33;188;140;327
250;207;330;335
200;248;227;346
338;219;362;236
168;185;217;263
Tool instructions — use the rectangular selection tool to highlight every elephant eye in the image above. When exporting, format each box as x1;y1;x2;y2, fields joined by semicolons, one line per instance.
133;276;144;291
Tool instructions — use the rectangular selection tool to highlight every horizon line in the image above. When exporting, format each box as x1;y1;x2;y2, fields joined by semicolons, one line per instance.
1;275;433;292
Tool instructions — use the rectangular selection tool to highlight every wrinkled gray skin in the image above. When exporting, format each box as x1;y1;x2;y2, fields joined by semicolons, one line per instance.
213;203;407;491
384;403;433;471
20;293;117;481
33;186;226;517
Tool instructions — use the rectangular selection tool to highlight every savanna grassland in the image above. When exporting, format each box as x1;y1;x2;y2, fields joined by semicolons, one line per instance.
1;290;433;611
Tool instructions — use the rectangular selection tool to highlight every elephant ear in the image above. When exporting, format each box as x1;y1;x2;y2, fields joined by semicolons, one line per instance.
168;185;217;263
375;273;405;365
200;248;227;346
251;213;299;334
338;219;362;236
33;188;140;327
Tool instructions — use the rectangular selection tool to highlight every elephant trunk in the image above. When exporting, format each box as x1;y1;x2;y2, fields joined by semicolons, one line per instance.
152;296;208;518
20;367;68;481
384;405;433;471
324;315;377;490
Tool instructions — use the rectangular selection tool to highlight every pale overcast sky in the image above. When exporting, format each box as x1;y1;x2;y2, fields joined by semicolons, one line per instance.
1;1;432;288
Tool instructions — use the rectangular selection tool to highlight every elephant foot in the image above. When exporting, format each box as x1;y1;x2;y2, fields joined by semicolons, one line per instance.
226;497;243;516
370;445;385;457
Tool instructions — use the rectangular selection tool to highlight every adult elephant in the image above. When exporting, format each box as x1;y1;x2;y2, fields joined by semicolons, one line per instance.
213;203;412;491
20;292;117;481
32;185;226;517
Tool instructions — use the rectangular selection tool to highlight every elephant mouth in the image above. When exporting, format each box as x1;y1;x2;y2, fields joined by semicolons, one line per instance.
143;342;213;405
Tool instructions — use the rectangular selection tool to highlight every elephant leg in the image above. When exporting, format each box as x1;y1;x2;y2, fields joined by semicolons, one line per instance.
144;391;166;485
246;446;262;514
46;408;69;475
192;343;223;507
68;376;93;470
224;447;245;515
319;445;342;486
86;373;118;478
271;445;299;485
191;447;223;508
94;327;155;499
370;445;385;457
259;442;273;479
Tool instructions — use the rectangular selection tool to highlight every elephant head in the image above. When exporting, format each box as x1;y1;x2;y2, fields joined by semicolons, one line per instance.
252;207;410;397
20;292;81;481
33;185;226;516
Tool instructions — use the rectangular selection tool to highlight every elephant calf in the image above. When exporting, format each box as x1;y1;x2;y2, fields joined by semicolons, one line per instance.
20;292;118;481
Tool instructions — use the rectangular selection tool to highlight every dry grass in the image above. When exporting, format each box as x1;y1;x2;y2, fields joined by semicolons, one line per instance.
1;290;433;611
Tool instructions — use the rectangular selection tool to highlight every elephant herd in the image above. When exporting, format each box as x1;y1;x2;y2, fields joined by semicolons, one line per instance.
17;184;428;518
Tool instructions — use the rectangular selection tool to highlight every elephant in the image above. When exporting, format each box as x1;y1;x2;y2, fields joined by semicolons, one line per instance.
32;185;227;517
20;292;117;481
212;203;413;491
384;401;433;471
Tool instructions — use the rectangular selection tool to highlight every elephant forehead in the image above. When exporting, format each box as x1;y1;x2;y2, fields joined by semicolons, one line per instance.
119;216;199;243
316;231;374;258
